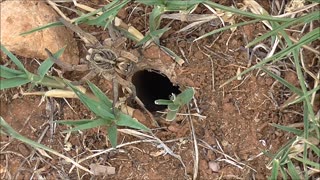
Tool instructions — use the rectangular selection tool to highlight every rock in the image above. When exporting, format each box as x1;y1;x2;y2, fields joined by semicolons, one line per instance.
0;1;79;65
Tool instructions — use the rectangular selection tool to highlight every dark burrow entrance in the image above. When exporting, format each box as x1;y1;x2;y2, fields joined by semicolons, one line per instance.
132;69;181;112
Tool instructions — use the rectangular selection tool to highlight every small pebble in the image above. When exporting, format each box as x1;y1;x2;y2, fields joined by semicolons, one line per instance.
208;161;220;173
221;140;229;147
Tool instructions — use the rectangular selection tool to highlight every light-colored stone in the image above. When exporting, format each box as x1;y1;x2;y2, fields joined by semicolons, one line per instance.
0;1;79;64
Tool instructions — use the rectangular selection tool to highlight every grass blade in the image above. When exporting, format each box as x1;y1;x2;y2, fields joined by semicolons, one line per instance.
174;87;194;105
116;113;150;132
261;67;302;95
136;27;170;46
38;46;66;78
309;143;320;156
55;119;93;126
137;0;205;10
159;45;185;65
1;45;28;74
270;159;280;179
287;85;320;107
149;6;164;32
87;81;112;107
292;156;319;168
63;118;109;133
0;77;31;90
107;125;118;148
154;99;173;105
86;0;129;27
195;19;260;41
0;65;24;78
287;160;300;179
271;123;303;135
20;21;62;36
279;166;288;180
66;82;115;119
166;109;179;121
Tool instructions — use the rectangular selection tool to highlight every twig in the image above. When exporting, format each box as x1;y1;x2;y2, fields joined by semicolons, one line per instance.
187;105;199;180
156;111;206;119
46;0;72;21
199;139;257;172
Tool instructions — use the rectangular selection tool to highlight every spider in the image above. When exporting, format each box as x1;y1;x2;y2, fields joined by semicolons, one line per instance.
45;18;156;125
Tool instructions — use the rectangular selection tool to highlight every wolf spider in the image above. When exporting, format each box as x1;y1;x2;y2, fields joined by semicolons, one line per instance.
46;18;156;124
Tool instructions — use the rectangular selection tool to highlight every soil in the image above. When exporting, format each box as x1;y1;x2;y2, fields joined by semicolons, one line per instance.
1;1;319;180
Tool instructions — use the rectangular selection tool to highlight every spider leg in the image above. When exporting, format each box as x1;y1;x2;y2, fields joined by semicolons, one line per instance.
59;18;101;47
45;48;89;72
112;77;119;115
80;70;99;82
114;75;159;127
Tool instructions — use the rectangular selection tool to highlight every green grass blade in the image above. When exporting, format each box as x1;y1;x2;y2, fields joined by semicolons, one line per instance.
195;19;260;41
287;86;320;107
1;45;28;74
0;77;31;90
74;1;119;24
115;113;150;132
261;67;302;95
166;109;179;121
149;6;164;32
279;166;288;180
287;160;300;179
20;21;63;36
271;123;303;135
168;104;179;111
87;81;112;108
38;46;66;78
159;45;185;65
136;27;170;46
155;99;173;105
164;0;205;11
86;0;129;27
204;1;292;22
292;156;319;168
63;118;109;133
107;125;118;148
74;0;121;23
66;82;115;119
174;87;194;106
137;0;205;10
246;11;319;48
309;143;320;156
0;65;24;78
55;119;93;126
270;159;280;179
302;103;310;175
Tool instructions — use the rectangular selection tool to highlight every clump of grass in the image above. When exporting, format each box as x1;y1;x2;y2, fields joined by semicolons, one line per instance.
0;45;150;148
57;80;150;147
0;45;67;90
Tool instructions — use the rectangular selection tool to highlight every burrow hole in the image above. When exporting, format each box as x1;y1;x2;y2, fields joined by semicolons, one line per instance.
132;69;181;112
